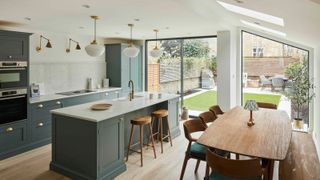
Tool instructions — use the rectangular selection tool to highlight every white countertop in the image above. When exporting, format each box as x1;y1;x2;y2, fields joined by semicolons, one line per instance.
29;87;122;104
51;92;180;122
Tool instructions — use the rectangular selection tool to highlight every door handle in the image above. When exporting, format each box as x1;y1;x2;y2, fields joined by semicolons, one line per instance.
37;122;44;127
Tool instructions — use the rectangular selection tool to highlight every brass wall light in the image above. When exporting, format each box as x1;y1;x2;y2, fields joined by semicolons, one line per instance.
66;38;81;53
36;35;52;52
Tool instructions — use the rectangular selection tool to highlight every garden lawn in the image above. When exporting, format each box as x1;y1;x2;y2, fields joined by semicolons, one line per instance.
183;90;281;111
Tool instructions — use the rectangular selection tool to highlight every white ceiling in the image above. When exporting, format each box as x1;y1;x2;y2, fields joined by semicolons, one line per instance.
0;0;319;47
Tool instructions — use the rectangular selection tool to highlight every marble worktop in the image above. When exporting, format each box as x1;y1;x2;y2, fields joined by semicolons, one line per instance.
51;92;180;122
29;87;122;104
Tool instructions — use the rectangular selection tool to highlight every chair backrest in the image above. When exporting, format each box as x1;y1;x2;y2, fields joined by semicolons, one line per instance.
257;102;277;109
259;75;268;81
209;105;224;115
272;77;284;87
206;149;263;179
199;111;217;127
183;118;206;142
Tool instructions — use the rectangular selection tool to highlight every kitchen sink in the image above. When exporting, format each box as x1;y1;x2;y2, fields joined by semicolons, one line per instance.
56;89;96;96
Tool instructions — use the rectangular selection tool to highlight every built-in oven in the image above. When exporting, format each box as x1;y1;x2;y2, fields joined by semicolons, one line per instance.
0;88;27;124
0;61;27;89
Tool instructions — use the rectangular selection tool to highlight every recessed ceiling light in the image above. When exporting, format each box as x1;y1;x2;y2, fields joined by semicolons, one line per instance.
241;20;286;37
82;4;90;8
254;22;260;25
165;27;170;30
79;26;85;29
217;1;284;26
134;18;140;22
235;0;244;3
24;17;31;21
115;32;120;34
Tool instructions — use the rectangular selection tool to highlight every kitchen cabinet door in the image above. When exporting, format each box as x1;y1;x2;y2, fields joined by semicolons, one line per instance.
0;31;30;60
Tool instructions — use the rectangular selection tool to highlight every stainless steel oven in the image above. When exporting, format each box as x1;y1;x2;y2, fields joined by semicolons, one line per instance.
0;88;27;124
0;61;27;89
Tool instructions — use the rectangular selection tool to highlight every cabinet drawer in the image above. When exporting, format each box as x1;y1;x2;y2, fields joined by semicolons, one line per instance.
31;101;63;117
0;120;27;152
32;121;51;142
63;94;101;106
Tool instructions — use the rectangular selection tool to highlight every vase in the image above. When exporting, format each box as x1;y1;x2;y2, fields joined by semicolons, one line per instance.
293;118;303;129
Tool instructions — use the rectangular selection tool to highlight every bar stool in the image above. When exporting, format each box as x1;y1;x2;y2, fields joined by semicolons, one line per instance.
126;115;156;167
151;109;173;153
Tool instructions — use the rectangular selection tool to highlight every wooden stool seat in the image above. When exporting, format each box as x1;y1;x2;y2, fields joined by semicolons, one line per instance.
151;109;168;118
150;109;172;154
126;115;156;167
131;116;151;125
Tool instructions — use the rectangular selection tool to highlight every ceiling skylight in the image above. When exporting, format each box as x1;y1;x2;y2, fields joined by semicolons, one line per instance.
241;20;286;37
217;1;284;26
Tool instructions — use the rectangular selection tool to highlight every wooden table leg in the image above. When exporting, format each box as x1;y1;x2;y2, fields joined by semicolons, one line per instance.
268;160;275;180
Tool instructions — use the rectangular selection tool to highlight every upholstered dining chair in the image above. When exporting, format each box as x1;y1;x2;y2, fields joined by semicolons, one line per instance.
271;77;285;91
199;111;217;128
209;105;224;116
257;102;277;110
205;149;266;180
180;118;207;180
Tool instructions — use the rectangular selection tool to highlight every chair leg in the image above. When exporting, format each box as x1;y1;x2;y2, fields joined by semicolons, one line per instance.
147;118;153;149
139;125;143;167
194;159;200;174
179;155;189;180
205;164;210;180
126;124;134;162
157;117;161;143
148;123;157;159
236;153;240;160
160;117;164;153
166;117;173;147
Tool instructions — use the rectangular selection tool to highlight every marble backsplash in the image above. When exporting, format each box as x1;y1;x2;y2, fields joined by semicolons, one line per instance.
30;61;106;95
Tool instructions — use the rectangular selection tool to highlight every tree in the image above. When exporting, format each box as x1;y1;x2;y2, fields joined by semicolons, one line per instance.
283;60;314;120
183;40;210;58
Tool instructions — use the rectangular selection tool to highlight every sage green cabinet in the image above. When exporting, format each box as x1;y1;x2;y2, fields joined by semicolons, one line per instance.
0;30;30;60
105;43;143;96
0;120;27;153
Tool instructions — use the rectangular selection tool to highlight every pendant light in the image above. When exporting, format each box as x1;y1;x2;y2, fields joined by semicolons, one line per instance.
85;16;105;57
150;29;163;58
123;24;140;58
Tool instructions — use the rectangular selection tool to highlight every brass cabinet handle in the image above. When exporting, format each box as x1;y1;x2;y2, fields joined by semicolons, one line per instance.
6;127;13;132
105;93;109;96
8;55;12;59
37;122;44;127
38;104;44;108
56;101;61;105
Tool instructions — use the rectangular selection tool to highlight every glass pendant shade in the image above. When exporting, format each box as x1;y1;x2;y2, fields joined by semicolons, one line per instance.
150;47;163;58
85;16;105;57
149;29;163;58
123;44;140;58
123;24;139;58
85;43;105;57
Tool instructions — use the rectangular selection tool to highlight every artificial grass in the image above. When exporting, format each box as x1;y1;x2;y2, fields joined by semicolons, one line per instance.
183;90;281;111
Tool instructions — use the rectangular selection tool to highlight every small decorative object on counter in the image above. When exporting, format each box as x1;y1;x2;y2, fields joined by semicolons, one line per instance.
90;103;112;111
103;78;109;88
181;107;189;120
30;83;40;97
244;99;259;127
149;93;153;99
96;84;101;89
158;93;162;99
87;78;93;90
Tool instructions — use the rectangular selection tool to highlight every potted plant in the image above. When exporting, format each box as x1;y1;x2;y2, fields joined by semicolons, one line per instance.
284;59;315;129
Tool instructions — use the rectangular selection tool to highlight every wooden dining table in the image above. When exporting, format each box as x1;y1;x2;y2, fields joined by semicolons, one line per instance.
197;106;292;180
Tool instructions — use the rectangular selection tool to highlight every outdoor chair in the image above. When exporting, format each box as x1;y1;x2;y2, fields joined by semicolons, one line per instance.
259;75;272;89
271;77;285;91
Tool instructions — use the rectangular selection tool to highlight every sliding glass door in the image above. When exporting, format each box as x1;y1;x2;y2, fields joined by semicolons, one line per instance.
241;31;310;129
146;36;217;116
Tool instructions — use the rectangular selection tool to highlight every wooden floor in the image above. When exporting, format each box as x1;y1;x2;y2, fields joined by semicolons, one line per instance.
0;122;279;180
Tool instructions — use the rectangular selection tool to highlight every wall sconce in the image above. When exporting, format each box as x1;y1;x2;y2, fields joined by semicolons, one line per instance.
36;35;52;52
66;38;81;53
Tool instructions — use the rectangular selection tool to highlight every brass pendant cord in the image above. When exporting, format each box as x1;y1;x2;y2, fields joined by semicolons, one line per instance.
94;18;97;42
155;30;158;49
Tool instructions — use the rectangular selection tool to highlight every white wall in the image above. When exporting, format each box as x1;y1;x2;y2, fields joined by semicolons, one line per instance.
216;30;237;111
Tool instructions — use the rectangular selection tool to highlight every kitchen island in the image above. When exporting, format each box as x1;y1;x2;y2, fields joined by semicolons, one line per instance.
50;92;180;180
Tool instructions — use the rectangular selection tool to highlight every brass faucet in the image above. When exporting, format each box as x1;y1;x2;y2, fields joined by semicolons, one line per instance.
128;80;134;101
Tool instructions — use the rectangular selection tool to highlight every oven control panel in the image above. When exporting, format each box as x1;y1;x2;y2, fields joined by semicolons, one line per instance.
0;61;28;68
0;88;27;98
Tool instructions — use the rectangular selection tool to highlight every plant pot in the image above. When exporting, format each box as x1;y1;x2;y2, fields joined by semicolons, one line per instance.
293;118;303;129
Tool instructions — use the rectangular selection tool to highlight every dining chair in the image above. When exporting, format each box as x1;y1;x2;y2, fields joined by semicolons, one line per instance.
199;111;217;128
209;105;224;116
271;77;285;91
180;118;207;180
205;149;266;180
257;102;277;109
259;75;272;89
